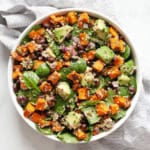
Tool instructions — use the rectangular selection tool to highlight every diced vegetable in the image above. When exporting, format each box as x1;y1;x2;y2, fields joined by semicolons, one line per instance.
107;66;121;79
82;107;100;125
48;71;61;85
65;111;82;129
93;19;108;40
112;109;126;120
109;27;118;38
118;74;130;86
53;25;73;43
59;67;73;81
56;82;71;100
96;103;109;116
114;55;124;67
24;102;35;117
95;88;107;100
78;87;89;100
120;60;135;75
39;81;52;93
114;96;130;108
74;128;87;140
70;58;87;73
35;63;50;77
92;60;105;72
67;11;77;24
35;97;47;111
109;104;120;115
96;46;115;64
67;71;82;83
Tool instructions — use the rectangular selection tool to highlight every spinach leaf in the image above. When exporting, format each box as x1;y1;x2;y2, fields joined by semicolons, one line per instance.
57;132;78;143
17;89;40;104
112;109;126;121
55;95;66;115
23;71;40;92
36;125;53;135
118;86;130;96
105;89;116;105
59;67;73;81
79;100;100;109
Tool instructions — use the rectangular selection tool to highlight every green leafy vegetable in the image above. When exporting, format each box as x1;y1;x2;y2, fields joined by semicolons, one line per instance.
23;71;40;92
55;95;66;115
105;89;116;105
112;109;126;120
36;125;53;135
122;45;131;60
79;100;100;109
57;133;78;143
59;67;73;81
118;86;130;96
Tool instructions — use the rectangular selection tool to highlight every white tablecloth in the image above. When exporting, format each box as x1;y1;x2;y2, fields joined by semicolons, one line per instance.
0;0;150;150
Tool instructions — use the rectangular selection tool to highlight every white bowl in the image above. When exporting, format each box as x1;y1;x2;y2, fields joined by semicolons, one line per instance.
8;8;142;143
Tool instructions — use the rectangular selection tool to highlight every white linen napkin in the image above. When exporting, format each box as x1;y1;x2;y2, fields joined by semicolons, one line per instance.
0;1;150;150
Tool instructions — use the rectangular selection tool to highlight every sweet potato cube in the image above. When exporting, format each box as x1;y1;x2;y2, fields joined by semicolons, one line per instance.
33;60;44;70
24;102;35;118
114;55;124;67
48;71;61;85
12;70;22;80
35;98;47;111
114;96;130;108
93;60;105;72
74;128;87;140
11;51;24;62
109;27;118;38
67;71;82;83
78;88;89;100
26;42;37;53
96;103;109;116
95;88;107;100
109;104;120;115
108;66;121;79
30;112;42;123
40;81;52;93
67;11;77;24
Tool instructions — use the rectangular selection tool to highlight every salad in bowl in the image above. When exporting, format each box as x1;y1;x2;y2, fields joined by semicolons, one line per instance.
9;9;140;143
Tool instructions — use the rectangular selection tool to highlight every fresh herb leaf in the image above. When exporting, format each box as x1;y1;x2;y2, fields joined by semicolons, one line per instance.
36;125;53;135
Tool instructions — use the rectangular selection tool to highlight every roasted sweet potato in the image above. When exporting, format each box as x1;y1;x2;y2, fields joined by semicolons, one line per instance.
93;60;105;72
109;104;120;115
108;66;121;79
11;51;24;62
48;71;61;85
114;96;131;108
33;60;44;70
67;11;77;24
114;55;124;67
109;27;118;38
79;32;89;46
35;97;47;111
82;50;96;61
63;51;72;60
74;128;87;140
110;38;125;52
24;102;35;118
95;88;108;100
52;121;64;132
67;71;82;83
78;87;89;100
96;103;109;116
55;61;63;71
26;42;37;53
40;81;52;93
12;70;22;80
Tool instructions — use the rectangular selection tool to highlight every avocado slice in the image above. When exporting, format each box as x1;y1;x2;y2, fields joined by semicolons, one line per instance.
96;46;115;64
118;74;130;86
53;25;73;43
65;111;82;129
93;19;108;40
56;82;71;100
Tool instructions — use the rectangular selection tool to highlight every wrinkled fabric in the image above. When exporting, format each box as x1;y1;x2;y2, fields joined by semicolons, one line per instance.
0;1;150;150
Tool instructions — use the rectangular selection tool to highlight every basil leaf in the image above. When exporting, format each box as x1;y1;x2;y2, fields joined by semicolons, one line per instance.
23;71;40;92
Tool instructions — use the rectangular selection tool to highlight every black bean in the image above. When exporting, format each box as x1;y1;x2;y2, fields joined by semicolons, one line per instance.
42;22;51;28
94;79;100;87
42;43;48;49
13;83;18;93
17;95;28;106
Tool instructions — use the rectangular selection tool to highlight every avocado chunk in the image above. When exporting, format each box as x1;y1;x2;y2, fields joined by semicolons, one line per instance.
118;74;130;86
70;58;87;73
53;25;73;43
65;111;82;129
93;19;108;40
96;46;115;64
81;72;95;87
82;107;100;125
120;60;135;75
56;82;71;100
35;63;50;77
